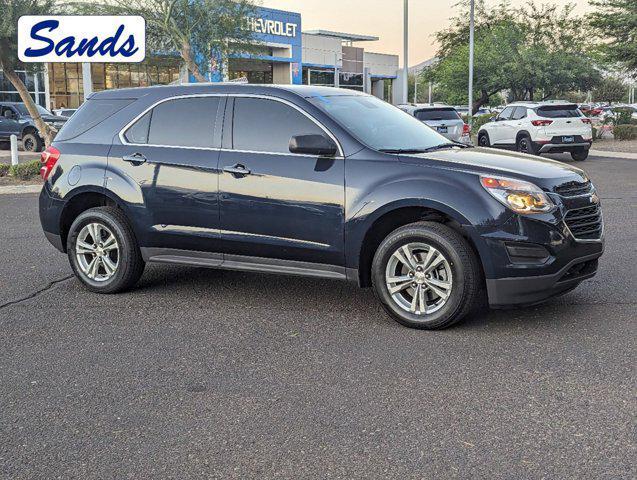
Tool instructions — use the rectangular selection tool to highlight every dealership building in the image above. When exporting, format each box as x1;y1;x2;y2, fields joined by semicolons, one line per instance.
0;6;400;111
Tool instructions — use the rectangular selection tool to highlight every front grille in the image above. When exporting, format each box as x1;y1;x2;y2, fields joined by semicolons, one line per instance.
564;204;603;240
555;180;593;197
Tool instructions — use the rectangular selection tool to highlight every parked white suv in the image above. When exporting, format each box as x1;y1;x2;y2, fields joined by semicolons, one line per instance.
477;101;593;161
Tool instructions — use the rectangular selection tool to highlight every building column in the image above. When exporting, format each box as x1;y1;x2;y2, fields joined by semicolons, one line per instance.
43;64;51;110
81;63;92;102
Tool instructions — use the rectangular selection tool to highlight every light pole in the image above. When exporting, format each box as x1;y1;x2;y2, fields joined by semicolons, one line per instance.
403;0;409;104
467;0;475;125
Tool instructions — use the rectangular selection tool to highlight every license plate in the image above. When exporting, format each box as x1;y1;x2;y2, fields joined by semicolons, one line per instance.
563;136;574;143
437;126;448;133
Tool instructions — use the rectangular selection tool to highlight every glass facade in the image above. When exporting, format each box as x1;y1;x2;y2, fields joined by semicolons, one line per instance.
47;57;182;110
0;70;46;106
228;58;273;84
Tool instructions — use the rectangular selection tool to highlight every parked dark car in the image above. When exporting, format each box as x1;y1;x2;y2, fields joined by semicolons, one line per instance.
38;85;604;329
0;102;68;152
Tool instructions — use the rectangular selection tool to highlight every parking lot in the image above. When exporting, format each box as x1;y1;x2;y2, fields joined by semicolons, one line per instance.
0;153;635;478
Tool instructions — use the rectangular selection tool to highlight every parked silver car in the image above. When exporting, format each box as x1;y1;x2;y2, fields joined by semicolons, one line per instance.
398;103;471;144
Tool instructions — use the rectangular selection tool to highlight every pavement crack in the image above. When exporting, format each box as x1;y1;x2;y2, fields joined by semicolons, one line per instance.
0;275;74;311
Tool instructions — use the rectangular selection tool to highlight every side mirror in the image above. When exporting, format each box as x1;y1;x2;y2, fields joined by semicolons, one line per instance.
289;134;337;156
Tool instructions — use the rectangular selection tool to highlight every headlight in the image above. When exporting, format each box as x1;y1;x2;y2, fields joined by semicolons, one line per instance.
480;175;554;214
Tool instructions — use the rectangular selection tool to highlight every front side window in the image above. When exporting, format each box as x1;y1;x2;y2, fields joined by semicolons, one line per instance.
308;94;449;152
232;97;325;154
498;106;515;121
511;107;527;120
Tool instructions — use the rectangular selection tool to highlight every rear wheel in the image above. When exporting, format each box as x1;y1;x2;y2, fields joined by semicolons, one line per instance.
22;131;43;152
478;132;490;147
516;134;537;155
67;207;145;293
571;148;589;161
371;221;483;329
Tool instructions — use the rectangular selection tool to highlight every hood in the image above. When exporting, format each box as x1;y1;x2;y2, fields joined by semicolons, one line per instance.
399;147;589;191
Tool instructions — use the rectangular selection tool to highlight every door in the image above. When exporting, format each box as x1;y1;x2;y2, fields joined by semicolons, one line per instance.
108;95;224;255
218;96;345;267
490;106;515;144
505;106;528;144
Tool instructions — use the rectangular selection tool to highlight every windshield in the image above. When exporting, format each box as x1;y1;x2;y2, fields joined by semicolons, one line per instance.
14;104;52;116
415;108;461;121
308;95;450;151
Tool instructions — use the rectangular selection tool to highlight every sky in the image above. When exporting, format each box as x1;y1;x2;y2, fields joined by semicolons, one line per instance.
262;0;593;66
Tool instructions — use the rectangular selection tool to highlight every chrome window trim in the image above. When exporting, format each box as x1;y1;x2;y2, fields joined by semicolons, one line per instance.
118;92;345;158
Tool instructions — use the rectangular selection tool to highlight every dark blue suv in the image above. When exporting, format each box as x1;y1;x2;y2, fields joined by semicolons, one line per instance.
38;84;604;329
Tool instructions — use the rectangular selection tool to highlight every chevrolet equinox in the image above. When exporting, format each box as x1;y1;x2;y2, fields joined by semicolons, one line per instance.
39;85;604;329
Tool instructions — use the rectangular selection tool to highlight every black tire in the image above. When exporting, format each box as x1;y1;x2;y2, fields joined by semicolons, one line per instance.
371;221;483;330
21;131;43;152
478;131;490;147
570;148;589;161
516;134;537;155
67;206;145;293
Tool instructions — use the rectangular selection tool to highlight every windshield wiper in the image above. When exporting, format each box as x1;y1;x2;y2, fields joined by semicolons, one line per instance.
378;148;430;153
421;142;471;152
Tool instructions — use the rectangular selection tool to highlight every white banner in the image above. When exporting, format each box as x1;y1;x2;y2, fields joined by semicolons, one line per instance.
18;15;146;63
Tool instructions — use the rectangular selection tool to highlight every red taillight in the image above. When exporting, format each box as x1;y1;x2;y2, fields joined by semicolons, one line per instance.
40;146;60;180
581;118;592;124
531;119;553;126
462;123;471;134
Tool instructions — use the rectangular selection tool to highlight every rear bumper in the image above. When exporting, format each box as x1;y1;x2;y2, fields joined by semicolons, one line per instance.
537;141;591;153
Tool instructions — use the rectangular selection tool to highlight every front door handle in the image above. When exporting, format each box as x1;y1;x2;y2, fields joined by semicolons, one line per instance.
223;164;251;176
122;152;147;165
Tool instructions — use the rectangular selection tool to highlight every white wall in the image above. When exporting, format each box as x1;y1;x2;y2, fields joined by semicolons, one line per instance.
302;33;342;67
364;52;398;78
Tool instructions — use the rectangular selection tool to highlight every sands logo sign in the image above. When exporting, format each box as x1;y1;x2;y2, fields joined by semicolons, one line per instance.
18;16;146;63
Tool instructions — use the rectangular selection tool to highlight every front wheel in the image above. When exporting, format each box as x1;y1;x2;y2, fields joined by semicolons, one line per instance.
571;148;589;161
371;222;483;329
67;207;145;293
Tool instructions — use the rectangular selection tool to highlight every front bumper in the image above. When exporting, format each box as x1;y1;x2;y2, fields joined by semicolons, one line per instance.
486;252;601;307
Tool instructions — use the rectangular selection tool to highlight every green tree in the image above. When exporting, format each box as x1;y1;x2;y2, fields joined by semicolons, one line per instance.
593;75;629;103
588;0;637;75
0;0;56;146
71;0;258;82
425;0;601;113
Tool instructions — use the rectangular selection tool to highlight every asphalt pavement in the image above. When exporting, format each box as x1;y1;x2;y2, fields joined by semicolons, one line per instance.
0;153;635;479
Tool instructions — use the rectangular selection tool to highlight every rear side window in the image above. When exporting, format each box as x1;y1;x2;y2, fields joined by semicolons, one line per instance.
147;97;220;148
414;108;460;121
536;105;581;118
56;98;133;141
511;107;527;120
232;97;325;153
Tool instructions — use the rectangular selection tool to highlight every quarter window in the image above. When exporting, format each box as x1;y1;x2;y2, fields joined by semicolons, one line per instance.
232;97;325;154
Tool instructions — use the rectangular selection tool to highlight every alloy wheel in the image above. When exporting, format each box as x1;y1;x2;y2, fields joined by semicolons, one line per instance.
75;222;119;282
385;242;453;315
23;136;35;151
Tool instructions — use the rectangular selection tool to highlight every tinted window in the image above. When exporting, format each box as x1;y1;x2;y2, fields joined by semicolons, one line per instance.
56;98;133;141
498;106;515;120
536;105;581;118
308;95;449;151
511;107;527;120
124;111;151;144
148;97;219;148
14;104;51;116
414;108;460;121
233;97;325;153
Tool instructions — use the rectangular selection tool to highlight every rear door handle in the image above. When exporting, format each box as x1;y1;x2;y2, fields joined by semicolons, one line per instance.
122;152;147;165
223;164;251;176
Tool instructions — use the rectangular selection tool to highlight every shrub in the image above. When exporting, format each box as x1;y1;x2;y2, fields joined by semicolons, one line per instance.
613;108;633;126
613;125;637;141
0;164;9;177
472;113;497;132
9;160;41;180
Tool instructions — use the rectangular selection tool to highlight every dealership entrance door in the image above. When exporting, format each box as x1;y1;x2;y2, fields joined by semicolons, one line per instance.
228;58;292;84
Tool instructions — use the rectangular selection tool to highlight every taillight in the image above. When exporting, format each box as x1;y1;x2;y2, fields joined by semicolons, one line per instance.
462;123;471;134
581;118;592;124
40;146;60;180
531;120;553;126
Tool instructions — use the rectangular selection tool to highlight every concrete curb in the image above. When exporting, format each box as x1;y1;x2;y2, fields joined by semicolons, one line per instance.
589;150;637;160
0;184;42;195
